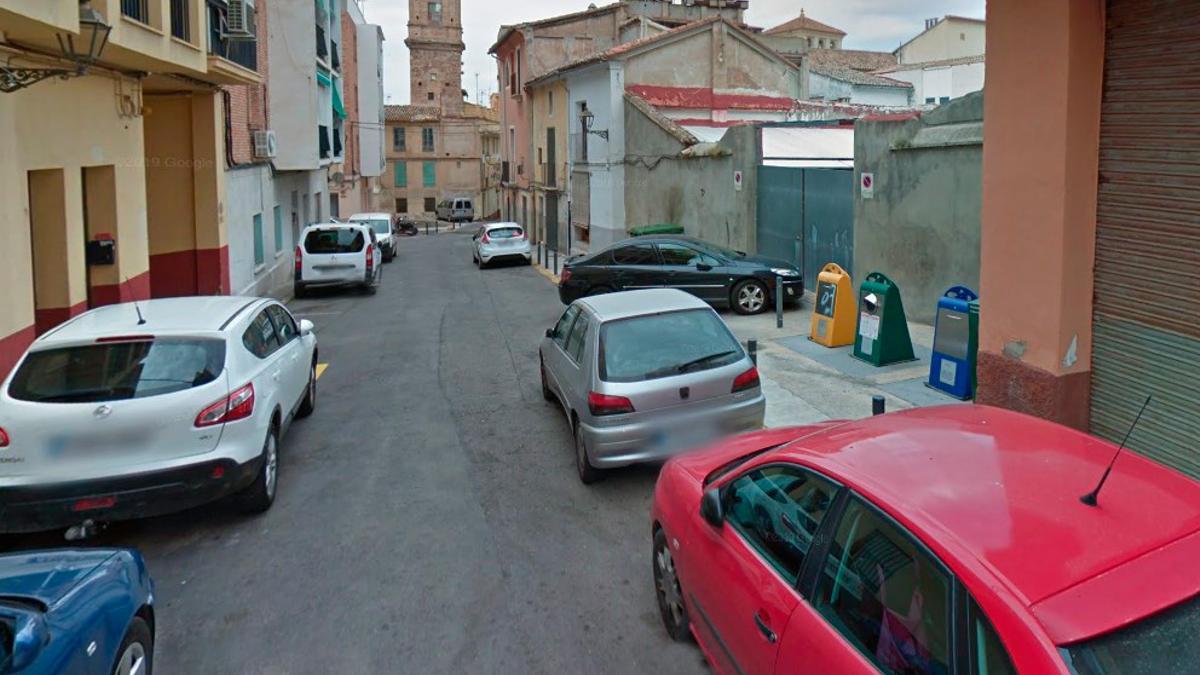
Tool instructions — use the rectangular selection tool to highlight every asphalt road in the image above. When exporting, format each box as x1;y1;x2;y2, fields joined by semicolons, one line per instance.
1;230;707;674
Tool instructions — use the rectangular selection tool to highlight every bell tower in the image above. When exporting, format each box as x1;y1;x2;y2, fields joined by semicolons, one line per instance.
406;0;465;113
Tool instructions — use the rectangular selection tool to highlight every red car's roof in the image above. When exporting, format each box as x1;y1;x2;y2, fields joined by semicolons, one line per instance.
779;406;1200;614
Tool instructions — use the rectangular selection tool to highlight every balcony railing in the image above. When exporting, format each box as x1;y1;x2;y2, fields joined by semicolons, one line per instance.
331;40;340;71
208;1;258;71
122;0;150;23
319;126;331;159
316;24;328;61
170;0;191;41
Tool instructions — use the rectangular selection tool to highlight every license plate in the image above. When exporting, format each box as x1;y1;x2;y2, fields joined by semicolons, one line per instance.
314;264;354;270
46;432;151;461
651;423;721;453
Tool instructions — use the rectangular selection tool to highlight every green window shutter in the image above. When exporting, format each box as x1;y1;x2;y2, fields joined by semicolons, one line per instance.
394;162;407;187
253;214;265;266
273;206;284;252
423;161;435;187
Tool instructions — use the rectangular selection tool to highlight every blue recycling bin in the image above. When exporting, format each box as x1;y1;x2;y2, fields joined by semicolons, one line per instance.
927;286;979;400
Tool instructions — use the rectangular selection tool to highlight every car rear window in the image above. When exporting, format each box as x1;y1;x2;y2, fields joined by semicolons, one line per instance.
600;309;742;382
304;228;364;254
488;227;523;239
1062;593;1200;674
8;338;225;403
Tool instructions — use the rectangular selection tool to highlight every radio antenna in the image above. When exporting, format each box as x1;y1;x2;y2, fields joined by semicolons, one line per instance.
1080;395;1152;507
125;276;147;325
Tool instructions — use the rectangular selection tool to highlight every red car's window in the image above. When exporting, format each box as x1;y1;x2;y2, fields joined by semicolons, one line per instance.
813;497;952;675
724;465;838;584
969;600;1016;675
1061;593;1200;674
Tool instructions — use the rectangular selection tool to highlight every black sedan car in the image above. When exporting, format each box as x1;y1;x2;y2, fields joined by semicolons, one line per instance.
557;236;803;314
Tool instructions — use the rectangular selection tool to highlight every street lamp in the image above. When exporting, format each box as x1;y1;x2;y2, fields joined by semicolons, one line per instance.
580;107;608;141
0;1;112;93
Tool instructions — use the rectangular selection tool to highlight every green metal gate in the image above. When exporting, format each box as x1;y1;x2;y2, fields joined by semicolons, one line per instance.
757;166;854;291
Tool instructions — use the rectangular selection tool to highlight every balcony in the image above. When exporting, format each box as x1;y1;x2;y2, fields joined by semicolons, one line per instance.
122;0;151;24
319;126;331;160
316;24;328;62
205;0;261;84
333;126;343;159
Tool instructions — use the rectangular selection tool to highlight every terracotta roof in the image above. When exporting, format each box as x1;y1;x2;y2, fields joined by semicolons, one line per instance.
874;54;984;73
624;92;699;146
807;49;897;73
385;105;441;123
809;60;911;88
461;102;500;122
764;12;845;37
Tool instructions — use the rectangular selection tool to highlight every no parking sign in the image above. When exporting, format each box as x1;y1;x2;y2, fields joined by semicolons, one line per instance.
861;172;874;199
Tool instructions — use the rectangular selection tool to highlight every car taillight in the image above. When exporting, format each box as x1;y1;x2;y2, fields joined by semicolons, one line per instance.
588;391;635;416
0;427;8;448
560;268;572;283
732;366;761;393
365;244;374;273
294;246;303;275
482;232;491;244
518;230;527;240
195;383;255;427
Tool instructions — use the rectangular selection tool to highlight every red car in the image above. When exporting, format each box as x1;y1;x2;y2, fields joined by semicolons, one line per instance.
650;405;1200;675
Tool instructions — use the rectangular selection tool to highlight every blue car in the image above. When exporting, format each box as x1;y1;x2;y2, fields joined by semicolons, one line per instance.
0;550;154;674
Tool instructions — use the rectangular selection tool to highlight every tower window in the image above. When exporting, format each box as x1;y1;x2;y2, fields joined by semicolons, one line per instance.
428;92;435;101
428;2;442;25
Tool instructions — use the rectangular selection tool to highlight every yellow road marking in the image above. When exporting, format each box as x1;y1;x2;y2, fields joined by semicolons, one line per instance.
315;363;329;380
533;264;560;285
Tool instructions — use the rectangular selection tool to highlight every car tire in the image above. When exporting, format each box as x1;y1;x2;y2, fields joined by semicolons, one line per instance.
574;421;604;485
653;528;691;642
293;284;306;300
731;279;769;315
587;285;614;297
540;359;555;402
238;424;279;514
111;616;154;675
297;361;317;419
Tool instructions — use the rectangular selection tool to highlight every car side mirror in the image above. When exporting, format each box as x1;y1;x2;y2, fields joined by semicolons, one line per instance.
299;319;315;336
7;611;49;672
545;328;556;339
696;263;713;272
700;488;724;528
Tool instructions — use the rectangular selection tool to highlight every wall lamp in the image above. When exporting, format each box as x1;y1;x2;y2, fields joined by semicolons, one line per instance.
1;1;112;94
580;108;608;141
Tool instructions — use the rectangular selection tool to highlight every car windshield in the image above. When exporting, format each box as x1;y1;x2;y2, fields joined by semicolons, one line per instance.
488;227;523;239
691;240;745;260
600;309;742;382
1061;593;1200;674
304;228;364;254
8;338;226;403
356;219;390;235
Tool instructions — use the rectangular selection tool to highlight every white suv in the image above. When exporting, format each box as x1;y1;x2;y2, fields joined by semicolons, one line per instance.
0;296;318;533
294;222;383;298
347;212;396;263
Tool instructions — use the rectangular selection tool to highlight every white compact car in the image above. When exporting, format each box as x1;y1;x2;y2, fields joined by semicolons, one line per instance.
0;296;318;533
347;212;396;263
295;222;383;298
472;222;532;267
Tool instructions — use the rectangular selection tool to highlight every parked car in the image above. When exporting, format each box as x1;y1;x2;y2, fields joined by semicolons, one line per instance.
347;212;397;262
0;549;155;674
558;236;803;315
472;222;532;267
294;222;382;298
650;405;1200;675
435;197;475;223
0;296;318;534
540;289;764;484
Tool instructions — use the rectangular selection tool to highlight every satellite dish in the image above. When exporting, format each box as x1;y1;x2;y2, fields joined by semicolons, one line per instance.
331;172;345;184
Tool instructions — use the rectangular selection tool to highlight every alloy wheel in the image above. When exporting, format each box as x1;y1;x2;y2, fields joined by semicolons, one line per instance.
264;432;278;499
655;543;685;627
738;283;766;313
115;642;147;675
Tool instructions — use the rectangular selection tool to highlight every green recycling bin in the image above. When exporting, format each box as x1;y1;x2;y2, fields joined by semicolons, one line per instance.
853;272;916;367
629;223;685;237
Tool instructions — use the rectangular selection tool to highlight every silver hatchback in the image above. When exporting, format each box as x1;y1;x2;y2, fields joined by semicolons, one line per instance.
539;289;766;484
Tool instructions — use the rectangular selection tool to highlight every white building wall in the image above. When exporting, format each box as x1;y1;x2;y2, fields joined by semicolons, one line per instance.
951;61;985;98
809;73;911;106
268;0;321;171
567;63;626;251
357;23;386;179
889;61;985;104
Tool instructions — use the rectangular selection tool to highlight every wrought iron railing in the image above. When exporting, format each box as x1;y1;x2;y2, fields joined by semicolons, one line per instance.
319;126;331;159
170;0;190;41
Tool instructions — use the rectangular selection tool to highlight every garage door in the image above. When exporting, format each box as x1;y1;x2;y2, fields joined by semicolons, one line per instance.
1091;0;1200;477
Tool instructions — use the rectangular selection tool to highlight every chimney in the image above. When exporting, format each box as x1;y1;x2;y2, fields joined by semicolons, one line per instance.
925;17;939;30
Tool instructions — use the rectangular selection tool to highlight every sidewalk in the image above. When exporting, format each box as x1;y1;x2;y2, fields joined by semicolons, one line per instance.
528;259;966;426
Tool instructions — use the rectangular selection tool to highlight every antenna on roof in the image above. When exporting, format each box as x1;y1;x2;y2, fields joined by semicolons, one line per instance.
125;276;147;326
1080;395;1152;507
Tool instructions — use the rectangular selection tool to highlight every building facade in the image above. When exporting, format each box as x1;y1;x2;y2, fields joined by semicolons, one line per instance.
382;0;498;220
876;55;984;106
0;0;260;376
759;9;845;54
894;15;985;65
977;0;1199;479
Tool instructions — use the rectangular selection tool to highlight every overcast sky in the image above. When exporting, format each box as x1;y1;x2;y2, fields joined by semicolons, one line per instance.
360;0;985;106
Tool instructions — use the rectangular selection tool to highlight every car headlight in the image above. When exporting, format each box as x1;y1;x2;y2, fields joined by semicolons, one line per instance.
770;268;800;277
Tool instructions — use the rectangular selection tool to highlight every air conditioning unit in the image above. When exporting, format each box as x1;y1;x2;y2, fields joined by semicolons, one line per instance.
253;129;277;159
225;0;256;40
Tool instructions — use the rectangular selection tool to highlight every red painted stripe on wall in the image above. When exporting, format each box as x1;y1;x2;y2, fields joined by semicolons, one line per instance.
34;300;88;336
0;325;36;380
91;270;152;307
149;246;230;298
627;85;795;111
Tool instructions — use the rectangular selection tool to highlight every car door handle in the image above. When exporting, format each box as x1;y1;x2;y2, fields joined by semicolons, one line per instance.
754;612;777;644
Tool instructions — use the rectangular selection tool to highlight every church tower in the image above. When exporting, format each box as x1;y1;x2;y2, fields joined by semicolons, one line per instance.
406;0;465;113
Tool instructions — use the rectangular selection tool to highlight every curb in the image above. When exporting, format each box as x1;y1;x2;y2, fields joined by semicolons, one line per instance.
533;263;560;285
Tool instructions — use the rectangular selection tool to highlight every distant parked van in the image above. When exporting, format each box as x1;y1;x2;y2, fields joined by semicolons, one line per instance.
436;197;474;223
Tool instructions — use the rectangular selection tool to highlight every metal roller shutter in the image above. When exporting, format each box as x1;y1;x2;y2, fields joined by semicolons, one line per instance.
1091;0;1200;477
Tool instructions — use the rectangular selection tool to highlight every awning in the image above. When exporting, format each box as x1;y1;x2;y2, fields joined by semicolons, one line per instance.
316;70;331;87
332;82;347;119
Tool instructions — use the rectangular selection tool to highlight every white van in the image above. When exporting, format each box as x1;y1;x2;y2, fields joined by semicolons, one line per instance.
294;222;383;297
347;212;396;262
435;197;475;223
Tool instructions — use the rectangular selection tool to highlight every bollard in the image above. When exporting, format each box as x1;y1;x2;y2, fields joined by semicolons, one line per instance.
425;221;430;236
747;339;758;365
553;248;558;275
872;395;886;416
776;276;784;329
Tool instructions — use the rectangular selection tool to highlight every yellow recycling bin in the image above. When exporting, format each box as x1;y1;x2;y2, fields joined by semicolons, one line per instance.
809;263;856;347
